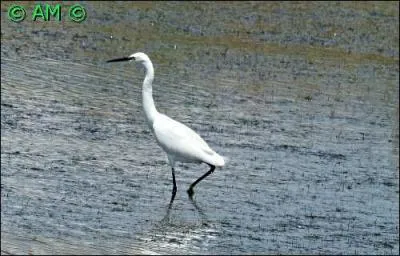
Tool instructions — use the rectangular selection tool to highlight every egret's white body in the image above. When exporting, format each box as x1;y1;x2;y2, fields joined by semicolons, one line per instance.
153;114;225;166
107;52;224;202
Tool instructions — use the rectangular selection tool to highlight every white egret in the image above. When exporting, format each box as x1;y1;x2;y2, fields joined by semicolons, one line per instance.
107;52;225;202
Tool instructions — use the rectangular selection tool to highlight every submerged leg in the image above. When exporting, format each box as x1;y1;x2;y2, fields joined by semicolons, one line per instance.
169;167;177;206
187;164;215;198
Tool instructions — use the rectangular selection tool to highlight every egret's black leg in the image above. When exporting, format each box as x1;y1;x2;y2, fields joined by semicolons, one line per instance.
169;167;177;206
187;164;215;198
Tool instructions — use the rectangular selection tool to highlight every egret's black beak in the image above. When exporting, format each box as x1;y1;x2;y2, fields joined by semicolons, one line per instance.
106;56;135;63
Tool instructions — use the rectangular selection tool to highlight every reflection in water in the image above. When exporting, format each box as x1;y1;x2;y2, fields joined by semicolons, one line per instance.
137;198;219;254
162;196;208;228
189;197;208;221
165;196;208;223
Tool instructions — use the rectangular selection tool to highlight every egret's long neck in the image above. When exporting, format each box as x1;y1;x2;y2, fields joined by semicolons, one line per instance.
142;60;158;127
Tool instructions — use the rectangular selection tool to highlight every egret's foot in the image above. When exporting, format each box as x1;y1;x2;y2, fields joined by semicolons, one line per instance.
187;187;194;198
169;194;176;206
169;186;177;205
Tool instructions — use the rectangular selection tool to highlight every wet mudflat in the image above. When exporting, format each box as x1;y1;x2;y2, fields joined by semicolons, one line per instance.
1;2;399;255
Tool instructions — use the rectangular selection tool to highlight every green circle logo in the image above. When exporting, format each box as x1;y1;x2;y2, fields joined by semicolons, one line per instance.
69;4;86;23
8;5;26;22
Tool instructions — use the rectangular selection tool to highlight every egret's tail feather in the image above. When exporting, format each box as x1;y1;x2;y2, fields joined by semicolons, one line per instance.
214;153;226;167
220;155;229;167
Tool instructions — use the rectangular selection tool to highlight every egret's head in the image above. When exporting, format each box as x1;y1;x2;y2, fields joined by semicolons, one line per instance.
129;52;150;63
107;52;150;64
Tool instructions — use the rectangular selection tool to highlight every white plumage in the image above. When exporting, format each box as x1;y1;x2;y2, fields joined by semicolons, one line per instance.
107;52;225;203
153;113;225;167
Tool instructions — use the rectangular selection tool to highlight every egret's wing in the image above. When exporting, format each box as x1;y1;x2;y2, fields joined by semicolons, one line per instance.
153;114;215;160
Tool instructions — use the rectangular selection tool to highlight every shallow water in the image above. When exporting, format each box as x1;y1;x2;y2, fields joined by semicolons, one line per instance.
1;2;399;255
